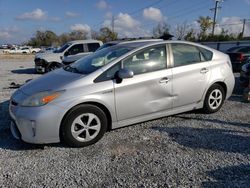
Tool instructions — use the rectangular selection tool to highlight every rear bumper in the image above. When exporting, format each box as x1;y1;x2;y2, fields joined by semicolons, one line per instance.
239;72;249;87
232;63;242;72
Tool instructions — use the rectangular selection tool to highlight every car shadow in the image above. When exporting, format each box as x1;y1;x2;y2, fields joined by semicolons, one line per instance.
11;68;36;74
151;118;250;154
202;164;250;187
0;100;61;150
175;115;250;129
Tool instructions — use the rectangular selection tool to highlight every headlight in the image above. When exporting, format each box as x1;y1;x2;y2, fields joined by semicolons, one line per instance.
21;90;64;107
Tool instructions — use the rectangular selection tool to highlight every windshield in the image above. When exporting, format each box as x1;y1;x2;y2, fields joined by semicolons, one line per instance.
65;45;133;74
54;43;71;53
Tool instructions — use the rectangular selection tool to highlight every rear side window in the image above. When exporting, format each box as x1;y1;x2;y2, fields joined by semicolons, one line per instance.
172;44;201;67
88;43;101;52
198;47;213;61
172;44;213;67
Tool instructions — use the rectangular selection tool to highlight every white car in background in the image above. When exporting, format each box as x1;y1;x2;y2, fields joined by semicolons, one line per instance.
3;47;41;54
30;47;41;53
3;47;30;54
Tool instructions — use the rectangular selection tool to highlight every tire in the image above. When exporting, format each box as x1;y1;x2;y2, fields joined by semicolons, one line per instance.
60;104;108;147
202;84;226;114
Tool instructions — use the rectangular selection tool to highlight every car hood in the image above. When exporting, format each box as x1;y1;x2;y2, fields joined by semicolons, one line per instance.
35;51;63;63
20;68;83;95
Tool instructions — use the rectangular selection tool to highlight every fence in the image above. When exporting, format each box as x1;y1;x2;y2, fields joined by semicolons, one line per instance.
201;40;250;52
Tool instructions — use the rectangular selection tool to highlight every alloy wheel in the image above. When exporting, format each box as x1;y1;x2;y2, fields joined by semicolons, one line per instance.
208;89;223;110
71;113;101;142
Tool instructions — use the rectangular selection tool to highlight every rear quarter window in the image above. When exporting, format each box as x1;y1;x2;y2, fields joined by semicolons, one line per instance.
198;47;213;61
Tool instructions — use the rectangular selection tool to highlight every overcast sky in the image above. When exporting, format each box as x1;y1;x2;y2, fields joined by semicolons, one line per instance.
0;0;250;44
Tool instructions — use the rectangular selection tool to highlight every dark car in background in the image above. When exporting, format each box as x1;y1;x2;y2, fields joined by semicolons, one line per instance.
226;46;250;72
240;62;250;87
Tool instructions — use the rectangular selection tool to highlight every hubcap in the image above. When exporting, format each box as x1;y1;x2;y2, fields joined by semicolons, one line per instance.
208;89;223;110
71;113;101;142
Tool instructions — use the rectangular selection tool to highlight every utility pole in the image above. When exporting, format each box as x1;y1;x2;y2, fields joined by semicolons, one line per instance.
241;19;246;37
210;0;222;36
111;16;115;33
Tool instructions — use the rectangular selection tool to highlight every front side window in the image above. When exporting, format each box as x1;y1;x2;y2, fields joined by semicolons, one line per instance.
67;44;84;55
122;45;167;75
94;62;121;82
172;43;212;67
65;46;133;74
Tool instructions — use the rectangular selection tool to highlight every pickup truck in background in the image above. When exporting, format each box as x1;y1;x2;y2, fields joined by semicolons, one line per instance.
34;40;103;73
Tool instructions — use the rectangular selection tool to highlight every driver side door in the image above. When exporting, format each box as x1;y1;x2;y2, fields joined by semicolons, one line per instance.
63;44;86;64
114;45;173;122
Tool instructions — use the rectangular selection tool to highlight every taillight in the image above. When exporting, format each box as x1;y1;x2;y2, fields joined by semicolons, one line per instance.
236;53;244;62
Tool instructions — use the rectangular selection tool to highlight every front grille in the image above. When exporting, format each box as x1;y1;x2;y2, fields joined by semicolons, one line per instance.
35;58;44;66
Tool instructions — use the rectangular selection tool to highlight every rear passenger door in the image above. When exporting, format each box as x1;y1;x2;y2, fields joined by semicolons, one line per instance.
170;43;212;108
86;43;101;53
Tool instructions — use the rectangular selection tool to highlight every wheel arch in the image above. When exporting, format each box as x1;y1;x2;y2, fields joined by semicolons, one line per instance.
59;101;113;141
203;80;228;100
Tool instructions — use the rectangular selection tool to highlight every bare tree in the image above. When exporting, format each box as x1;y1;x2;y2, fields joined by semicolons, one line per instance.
175;21;189;40
96;27;118;42
153;21;171;38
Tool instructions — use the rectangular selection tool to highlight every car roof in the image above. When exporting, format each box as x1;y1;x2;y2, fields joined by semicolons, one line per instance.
69;40;102;44
116;40;214;50
105;39;163;45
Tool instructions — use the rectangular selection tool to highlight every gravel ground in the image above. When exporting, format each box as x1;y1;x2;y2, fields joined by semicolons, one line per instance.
0;55;249;187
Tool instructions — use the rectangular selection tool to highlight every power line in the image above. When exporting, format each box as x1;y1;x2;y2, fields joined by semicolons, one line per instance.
128;0;164;16
140;2;212;28
93;0;166;31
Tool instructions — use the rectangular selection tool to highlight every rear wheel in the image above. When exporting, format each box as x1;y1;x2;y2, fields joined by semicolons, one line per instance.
60;104;107;147
203;84;225;113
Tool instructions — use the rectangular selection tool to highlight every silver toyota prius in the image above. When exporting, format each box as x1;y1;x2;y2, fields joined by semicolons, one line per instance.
9;41;235;147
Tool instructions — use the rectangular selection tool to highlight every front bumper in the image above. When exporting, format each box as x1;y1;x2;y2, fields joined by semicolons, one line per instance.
34;58;47;73
9;100;66;144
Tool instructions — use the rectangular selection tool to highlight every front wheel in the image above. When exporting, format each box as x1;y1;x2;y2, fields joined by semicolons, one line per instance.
60;104;107;147
202;84;225;114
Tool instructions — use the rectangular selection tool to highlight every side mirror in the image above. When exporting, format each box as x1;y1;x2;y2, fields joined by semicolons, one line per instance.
117;68;134;79
64;51;69;57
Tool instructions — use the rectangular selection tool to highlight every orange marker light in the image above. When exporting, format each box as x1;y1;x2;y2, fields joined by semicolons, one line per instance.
42;93;60;104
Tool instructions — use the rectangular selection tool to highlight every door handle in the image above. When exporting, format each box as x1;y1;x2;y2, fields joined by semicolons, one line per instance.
159;77;170;83
200;68;209;74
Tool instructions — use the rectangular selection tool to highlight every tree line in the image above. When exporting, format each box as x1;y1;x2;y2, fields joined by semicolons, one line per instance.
26;16;249;47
